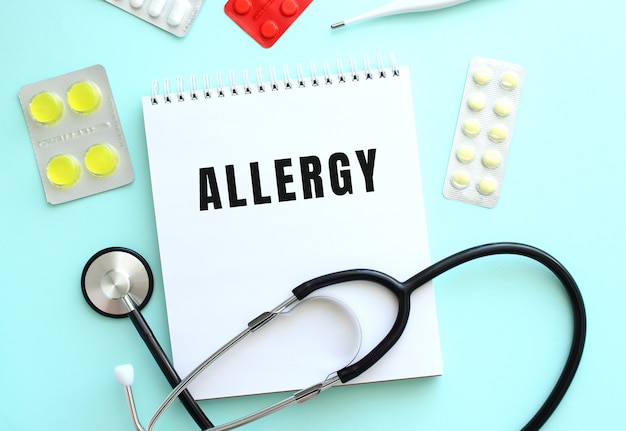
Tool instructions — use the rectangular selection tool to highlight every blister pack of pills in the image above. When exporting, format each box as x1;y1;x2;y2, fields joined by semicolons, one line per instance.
18;65;134;205
225;0;313;48
105;0;205;37
443;57;525;208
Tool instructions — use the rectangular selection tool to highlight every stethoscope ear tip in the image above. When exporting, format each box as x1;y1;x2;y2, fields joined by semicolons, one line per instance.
114;364;135;387
113;364;145;431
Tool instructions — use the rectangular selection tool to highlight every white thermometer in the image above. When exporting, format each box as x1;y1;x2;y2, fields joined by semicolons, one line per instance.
331;0;472;29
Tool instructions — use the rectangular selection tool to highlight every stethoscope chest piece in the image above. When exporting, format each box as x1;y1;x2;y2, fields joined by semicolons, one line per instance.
82;247;154;318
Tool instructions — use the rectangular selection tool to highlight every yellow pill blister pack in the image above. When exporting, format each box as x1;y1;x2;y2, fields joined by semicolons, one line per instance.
443;57;525;208
105;0;205;37
18;65;134;205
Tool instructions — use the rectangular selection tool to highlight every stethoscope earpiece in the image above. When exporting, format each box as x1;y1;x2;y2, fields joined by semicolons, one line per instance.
81;247;154;318
114;364;135;387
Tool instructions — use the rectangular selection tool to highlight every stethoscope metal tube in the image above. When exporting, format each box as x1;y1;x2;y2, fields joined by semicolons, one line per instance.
140;295;345;431
81;247;213;430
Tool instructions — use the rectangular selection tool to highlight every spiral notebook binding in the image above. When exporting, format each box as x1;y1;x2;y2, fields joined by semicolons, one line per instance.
349;57;359;82
203;74;211;99
150;54;401;105
190;75;198;100
269;67;278;91
391;52;399;77
177;77;185;102
310;62;319;87
164;79;172;103
323;60;332;85
242;70;251;95
254;68;264;93
377;54;386;79
363;56;373;80
296;63;306;88
151;80;159;105
283;65;293;90
229;71;238;96
337;59;346;83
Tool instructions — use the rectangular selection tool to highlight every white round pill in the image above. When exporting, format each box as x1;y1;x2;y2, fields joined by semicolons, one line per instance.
477;177;498;195
451;171;471;189
468;93;487;112
494;98;513;117
473;66;492;85
456;145;476;163
462;119;481;137
482;150;501;169
488;124;507;142
500;71;520;90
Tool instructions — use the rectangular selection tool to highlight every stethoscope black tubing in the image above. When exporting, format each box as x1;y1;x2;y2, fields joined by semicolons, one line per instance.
293;269;408;383
127;308;214;430
81;246;213;430
292;242;586;431
405;242;586;431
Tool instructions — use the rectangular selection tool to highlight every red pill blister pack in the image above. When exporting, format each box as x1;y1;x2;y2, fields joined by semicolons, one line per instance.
225;0;313;48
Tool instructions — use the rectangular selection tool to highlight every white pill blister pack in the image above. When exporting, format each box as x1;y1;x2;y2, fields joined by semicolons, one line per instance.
105;0;205;37
443;57;525;208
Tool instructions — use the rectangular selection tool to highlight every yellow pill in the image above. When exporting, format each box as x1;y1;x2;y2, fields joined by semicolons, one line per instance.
67;81;102;115
494;98;513;117
29;91;64;125
47;154;81;188
473;66;492;85
456;145;476;163
489;124;508;142
467;93;487;112
451;171;471;189
482;150;501;168
477;177;497;195
462;119;481;137
85;143;119;177
500;71;519;90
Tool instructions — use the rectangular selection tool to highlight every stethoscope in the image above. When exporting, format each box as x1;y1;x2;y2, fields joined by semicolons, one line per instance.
82;242;587;431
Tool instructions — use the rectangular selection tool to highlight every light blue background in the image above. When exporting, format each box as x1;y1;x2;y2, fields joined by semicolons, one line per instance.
1;0;623;429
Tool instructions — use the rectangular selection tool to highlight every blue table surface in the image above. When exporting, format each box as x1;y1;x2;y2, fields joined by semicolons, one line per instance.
1;1;624;430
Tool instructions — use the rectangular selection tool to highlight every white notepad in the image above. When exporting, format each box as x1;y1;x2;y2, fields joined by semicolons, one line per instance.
142;56;442;400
